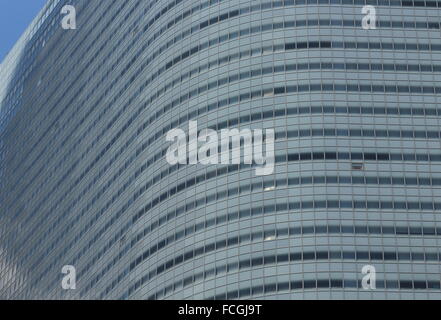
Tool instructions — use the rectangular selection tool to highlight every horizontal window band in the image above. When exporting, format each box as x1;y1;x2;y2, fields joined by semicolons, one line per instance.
125;247;441;299
149;250;441;299
201;278;441;301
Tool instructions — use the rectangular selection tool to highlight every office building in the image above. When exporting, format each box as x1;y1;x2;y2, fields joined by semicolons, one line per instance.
1;0;441;299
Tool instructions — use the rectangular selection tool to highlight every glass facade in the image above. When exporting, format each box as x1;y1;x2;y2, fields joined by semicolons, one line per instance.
1;0;441;300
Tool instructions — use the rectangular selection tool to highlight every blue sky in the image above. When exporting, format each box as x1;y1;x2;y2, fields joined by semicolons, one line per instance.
0;0;48;61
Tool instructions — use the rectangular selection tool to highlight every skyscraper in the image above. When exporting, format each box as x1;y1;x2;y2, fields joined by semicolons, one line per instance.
1;0;441;300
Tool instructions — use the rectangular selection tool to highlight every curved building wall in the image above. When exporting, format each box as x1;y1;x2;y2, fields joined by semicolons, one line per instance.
1;0;441;300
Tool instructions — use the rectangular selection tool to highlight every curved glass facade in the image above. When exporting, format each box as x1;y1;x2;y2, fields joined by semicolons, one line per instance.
1;0;441;300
